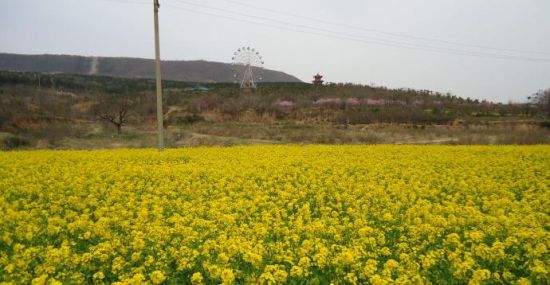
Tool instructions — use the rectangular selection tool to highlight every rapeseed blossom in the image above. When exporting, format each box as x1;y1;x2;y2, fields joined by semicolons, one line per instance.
0;145;549;283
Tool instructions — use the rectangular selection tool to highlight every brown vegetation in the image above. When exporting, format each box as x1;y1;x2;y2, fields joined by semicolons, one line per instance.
1;71;548;149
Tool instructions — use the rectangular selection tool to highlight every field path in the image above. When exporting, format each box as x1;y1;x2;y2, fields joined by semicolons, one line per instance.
89;57;99;75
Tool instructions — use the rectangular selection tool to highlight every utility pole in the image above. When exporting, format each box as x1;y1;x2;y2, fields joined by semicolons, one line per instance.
154;0;164;151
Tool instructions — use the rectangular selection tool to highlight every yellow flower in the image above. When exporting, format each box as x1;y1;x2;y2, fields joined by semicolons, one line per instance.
370;274;389;285
0;146;548;284
290;265;304;277
131;252;141;262
341;250;355;265
128;273;145;285
363;259;378;276
191;272;204;284
31;275;48;285
345;273;358;284
273;268;288;282
220;269;235;284
4;264;15;274
150;270;166;284
468;269;491;285
93;271;105;281
381;213;393;222
49;279;62;285
218;253;230;263
298;257;311;268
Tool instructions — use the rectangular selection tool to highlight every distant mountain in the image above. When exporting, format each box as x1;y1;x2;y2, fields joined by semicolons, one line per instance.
0;53;302;83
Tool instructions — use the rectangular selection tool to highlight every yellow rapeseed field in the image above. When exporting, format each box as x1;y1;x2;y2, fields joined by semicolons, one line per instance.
0;146;549;284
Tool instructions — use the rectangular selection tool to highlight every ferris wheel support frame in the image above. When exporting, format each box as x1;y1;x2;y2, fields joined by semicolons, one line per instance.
240;64;257;89
232;47;264;90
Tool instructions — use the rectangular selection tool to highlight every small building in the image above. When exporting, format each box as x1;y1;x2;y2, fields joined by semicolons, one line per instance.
313;73;324;86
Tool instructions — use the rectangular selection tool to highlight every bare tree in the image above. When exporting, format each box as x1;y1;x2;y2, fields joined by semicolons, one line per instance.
94;95;132;134
528;89;550;118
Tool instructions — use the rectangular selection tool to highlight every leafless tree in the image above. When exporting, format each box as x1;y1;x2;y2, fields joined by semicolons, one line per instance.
94;95;132;134
528;89;550;118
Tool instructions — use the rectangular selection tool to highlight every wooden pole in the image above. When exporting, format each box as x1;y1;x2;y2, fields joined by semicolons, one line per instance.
154;0;164;151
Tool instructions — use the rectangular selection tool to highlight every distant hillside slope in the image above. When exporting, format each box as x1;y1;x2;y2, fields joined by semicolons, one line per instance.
0;53;302;83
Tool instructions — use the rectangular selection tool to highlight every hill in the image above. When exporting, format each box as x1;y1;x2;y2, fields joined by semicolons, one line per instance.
0;53;302;83
0;71;548;149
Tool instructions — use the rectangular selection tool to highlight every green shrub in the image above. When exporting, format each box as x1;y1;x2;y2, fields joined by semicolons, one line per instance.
168;114;206;125
2;136;30;150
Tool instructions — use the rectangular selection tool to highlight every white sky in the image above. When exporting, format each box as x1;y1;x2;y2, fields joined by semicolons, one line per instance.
1;0;550;102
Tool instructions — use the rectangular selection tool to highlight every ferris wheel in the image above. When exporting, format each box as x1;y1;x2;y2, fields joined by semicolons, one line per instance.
232;47;264;89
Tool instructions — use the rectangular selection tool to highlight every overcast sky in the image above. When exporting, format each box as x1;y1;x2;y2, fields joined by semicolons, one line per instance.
1;0;550;102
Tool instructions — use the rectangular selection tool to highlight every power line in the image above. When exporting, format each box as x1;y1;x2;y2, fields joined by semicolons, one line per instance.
96;0;150;5
91;0;550;62
171;0;438;47
219;0;550;56
165;1;550;62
